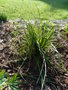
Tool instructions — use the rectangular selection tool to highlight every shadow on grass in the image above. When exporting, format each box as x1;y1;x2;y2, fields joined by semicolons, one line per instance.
38;0;68;10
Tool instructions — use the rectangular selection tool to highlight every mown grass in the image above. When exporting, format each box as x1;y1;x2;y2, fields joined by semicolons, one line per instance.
0;0;68;20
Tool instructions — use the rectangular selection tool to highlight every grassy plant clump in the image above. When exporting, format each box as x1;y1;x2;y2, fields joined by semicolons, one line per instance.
0;70;20;90
12;21;65;89
0;13;7;22
12;21;55;89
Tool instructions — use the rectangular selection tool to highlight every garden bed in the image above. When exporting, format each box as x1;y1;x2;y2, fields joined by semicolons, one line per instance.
0;19;68;90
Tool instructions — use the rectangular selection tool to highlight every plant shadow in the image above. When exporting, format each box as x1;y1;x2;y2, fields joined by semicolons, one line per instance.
38;0;68;10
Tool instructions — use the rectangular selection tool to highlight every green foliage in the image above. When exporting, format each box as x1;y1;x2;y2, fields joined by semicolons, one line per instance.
65;24;68;35
0;70;20;90
12;21;65;89
0;13;7;22
17;22;54;60
16;22;54;89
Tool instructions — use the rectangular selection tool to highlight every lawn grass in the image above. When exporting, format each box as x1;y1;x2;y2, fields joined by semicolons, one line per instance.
0;0;68;20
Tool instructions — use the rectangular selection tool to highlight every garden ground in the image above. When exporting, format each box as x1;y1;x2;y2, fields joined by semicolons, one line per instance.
0;20;68;90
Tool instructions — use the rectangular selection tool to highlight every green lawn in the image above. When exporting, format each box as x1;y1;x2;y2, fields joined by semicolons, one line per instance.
0;0;68;20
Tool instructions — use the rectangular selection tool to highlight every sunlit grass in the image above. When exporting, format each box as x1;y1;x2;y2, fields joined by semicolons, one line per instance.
0;0;68;20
